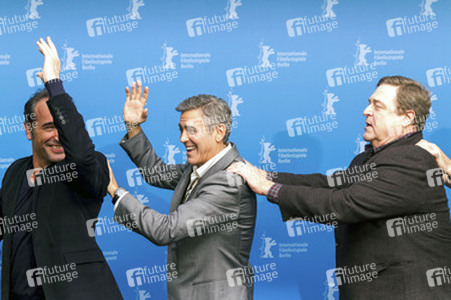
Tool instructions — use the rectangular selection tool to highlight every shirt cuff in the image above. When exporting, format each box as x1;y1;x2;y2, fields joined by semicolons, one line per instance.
267;183;282;204
45;79;65;98
114;191;129;211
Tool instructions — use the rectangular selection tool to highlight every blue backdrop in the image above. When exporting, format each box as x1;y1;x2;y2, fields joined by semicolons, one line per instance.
0;0;450;299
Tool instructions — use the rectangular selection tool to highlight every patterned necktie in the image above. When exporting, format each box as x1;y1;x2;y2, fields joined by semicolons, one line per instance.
182;170;200;203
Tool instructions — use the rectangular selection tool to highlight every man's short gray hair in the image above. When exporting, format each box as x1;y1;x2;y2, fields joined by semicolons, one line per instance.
176;94;232;144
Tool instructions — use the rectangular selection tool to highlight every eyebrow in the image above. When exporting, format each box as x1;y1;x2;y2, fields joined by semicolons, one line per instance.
368;98;386;107
41;122;54;127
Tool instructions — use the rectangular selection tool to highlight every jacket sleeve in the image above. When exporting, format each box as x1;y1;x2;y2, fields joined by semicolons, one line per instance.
46;81;108;199
119;130;186;190
274;172;330;188
113;171;253;245
276;146;434;224
273;151;367;188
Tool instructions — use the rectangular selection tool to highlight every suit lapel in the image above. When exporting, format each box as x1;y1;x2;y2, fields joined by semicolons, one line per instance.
170;164;193;212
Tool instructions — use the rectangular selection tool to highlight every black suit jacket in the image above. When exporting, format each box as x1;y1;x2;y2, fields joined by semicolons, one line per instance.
273;132;451;299
0;90;123;299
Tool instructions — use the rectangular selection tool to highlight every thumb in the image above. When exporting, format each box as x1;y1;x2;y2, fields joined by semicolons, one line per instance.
36;72;44;83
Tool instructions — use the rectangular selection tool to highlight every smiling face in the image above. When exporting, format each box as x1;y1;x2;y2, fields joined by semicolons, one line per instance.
179;108;226;167
25;98;65;168
363;84;411;148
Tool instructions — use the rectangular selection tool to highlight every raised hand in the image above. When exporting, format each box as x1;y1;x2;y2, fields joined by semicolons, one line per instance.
123;81;149;138
227;161;274;196
36;36;61;83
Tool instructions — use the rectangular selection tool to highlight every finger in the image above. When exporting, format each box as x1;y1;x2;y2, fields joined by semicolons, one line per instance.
46;36;58;56
36;72;44;82
227;168;242;176
227;165;237;172
36;39;49;57
131;82;137;100
125;87;131;102
417;140;432;150
141;86;149;105
228;162;242;169
36;40;45;55
142;109;148;119
38;38;51;55
136;80;142;99
228;162;245;173
226;163;239;172
416;141;434;154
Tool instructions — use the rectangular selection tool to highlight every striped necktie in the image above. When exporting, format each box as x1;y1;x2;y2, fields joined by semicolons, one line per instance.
182;170;200;203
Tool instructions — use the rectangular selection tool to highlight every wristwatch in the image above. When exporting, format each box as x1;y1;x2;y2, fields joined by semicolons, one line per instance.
112;187;128;205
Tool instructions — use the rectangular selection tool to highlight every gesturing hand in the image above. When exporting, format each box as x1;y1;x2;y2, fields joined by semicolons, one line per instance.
36;37;61;83
227;161;274;196
123;81;149;138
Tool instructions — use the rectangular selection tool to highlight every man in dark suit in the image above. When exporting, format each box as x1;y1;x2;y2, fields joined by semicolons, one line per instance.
229;76;451;299
0;37;123;299
107;82;256;300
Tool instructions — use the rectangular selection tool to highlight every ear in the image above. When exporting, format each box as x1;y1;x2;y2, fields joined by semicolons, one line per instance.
402;110;416;127
214;124;227;143
24;122;33;140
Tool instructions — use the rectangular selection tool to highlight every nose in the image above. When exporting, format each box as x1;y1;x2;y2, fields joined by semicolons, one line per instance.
180;129;189;144
363;104;372;117
51;128;60;141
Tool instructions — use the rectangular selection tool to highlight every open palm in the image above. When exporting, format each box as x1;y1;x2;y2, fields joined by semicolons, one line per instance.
123;81;149;125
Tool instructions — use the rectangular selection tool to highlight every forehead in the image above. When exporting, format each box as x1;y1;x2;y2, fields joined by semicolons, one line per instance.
34;97;52;122
179;108;205;126
370;84;398;105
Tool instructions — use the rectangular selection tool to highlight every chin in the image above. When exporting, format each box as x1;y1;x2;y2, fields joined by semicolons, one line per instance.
49;154;66;163
187;158;196;166
362;133;372;142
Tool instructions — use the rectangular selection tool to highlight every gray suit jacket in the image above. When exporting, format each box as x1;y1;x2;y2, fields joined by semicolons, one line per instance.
115;130;256;300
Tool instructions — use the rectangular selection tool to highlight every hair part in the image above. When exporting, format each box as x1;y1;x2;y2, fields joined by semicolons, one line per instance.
24;88;49;137
176;94;232;144
377;75;431;129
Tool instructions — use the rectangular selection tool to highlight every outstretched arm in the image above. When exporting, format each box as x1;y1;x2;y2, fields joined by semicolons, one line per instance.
227;160;330;202
108;161;249;245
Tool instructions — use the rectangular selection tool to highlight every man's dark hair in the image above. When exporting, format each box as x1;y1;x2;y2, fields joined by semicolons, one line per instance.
377;76;431;129
24;88;49;136
176;94;232;144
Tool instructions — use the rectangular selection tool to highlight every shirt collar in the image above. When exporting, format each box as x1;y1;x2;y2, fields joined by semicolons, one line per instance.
192;143;232;179
368;131;421;153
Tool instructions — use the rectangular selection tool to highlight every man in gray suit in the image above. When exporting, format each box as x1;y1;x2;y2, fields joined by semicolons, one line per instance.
107;81;256;300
